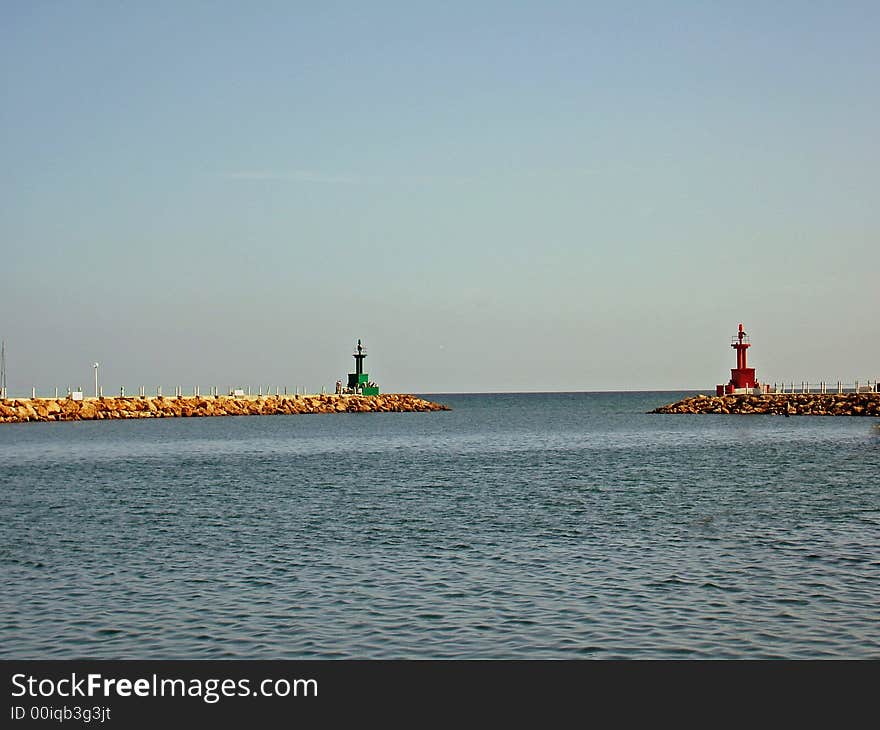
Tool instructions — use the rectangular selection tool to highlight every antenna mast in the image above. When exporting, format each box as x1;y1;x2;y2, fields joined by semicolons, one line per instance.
1;340;6;399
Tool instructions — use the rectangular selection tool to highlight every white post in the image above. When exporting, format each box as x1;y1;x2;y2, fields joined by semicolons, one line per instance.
32;386;36;398
120;386;125;397
94;362;99;398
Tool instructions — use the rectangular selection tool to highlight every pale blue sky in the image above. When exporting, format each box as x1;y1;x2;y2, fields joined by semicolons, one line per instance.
2;1;877;394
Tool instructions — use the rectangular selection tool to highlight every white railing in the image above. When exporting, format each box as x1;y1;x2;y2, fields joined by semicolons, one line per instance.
768;380;879;394
1;385;326;400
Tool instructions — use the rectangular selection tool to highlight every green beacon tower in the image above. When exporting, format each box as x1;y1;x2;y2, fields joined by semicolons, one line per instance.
348;339;379;395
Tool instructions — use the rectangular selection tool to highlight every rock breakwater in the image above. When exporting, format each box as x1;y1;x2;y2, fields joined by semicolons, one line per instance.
651;392;880;416
0;393;449;424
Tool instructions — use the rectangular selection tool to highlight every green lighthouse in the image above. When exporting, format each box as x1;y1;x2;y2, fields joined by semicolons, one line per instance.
347;339;379;395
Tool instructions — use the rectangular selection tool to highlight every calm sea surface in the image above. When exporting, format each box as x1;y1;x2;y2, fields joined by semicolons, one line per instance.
1;392;878;659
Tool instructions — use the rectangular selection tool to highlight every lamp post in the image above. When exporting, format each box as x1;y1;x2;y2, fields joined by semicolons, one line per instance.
93;362;99;398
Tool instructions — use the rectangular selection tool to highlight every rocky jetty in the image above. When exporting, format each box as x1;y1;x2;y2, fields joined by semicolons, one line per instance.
0;393;450;424
651;392;880;416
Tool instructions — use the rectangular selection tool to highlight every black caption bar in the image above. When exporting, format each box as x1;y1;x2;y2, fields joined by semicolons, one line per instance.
2;660;874;727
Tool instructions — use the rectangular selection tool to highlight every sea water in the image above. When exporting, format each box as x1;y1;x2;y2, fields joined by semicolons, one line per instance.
1;392;878;658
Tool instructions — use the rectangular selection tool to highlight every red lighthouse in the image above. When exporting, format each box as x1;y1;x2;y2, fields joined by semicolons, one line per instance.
716;324;767;395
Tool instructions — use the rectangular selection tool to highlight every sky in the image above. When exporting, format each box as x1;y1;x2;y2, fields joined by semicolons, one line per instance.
1;1;877;394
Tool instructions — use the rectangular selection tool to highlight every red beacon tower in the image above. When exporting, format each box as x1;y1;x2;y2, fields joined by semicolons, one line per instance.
716;323;769;396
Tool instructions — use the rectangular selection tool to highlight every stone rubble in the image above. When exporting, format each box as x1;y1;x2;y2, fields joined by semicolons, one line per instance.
650;392;880;416
0;394;450;424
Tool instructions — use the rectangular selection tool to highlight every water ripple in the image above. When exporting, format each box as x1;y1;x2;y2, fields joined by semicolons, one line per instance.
1;392;879;658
